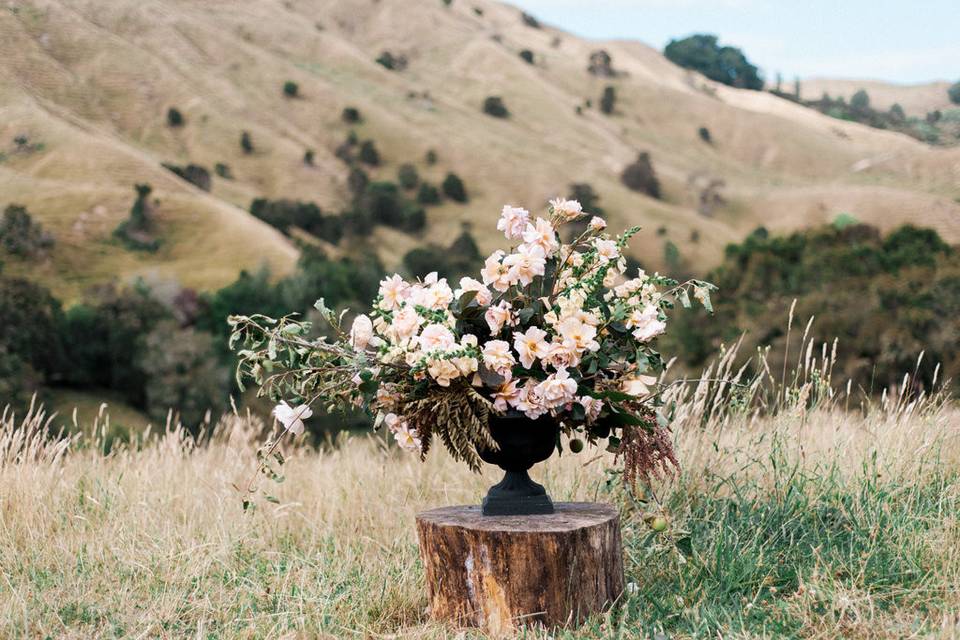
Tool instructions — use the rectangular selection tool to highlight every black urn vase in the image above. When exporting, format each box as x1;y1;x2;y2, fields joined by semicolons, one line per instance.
478;411;560;516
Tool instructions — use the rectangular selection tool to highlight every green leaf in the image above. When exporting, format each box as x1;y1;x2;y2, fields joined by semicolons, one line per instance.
265;495;280;504
675;535;694;558
598;390;635;402
678;288;691;309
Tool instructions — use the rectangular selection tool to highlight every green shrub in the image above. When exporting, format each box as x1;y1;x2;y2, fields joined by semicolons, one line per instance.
161;163;211;191
240;131;254;154
214;163;233;179
357;182;425;232
249;198;342;243
342;107;362;123
166;107;184;127
482;96;510;118
114;184;160;252
397;163;419;190
403;228;482;281
376;51;407;71
417;182;441;205
0;204;54;256
851;89;870;112
425;149;438;165
358;140;380;166
698;126;712;143
664;34;763;90
519;49;534;64
621;152;661;199
950;81;960;105
283;81;299;98
588;50;614;77
600;86;616;115
303;149;315;166
521;11;540;28
442;172;468;202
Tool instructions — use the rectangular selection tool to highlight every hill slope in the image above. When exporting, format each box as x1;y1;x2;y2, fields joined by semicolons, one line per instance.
801;77;955;116
1;0;958;300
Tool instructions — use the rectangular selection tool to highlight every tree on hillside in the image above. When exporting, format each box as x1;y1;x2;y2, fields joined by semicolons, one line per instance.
241;131;254;154
851;89;870;112
358;140;381;166
600;86;616;115
283;81;299;98
663;34;763;90
519;49;534;65
397;163;419;190
621;152;661;199
483;96;510;118
342;107;362;123
949;81;960;105
889;103;906;123
442;173;468;203
587;50;615;77
166;107;184;127
0;204;54;257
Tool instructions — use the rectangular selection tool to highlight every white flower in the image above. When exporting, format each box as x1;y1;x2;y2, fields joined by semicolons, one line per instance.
549;197;583;221
521;217;560;255
272;401;312;436
622;374;658;397
503;243;546;286
513;326;550;369
513;378;548;419
595;238;620;263
427;357;461;387
485;301;515;335
497;205;530;239
482;340;516;378
350;314;374;350
536;368;578;408
557;316;600;356
580;396;603;424
377;274;409;311
456;277;493;306
385;414;422;452
627;305;666;342
588;216;606;231
480;250;514;292
543;339;579;369
417;323;457;352
492;379;521;412
389;306;423;342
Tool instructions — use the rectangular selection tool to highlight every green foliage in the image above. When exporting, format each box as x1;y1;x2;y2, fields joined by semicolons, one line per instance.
850;88;870;111
698;126;712;144
518;49;534;65
424;149;438;165
240;131;254;154
138;321;228;426
621;152;661;199
482;96;509;118
667;223;959;390
416;182;441;205
355;182;426;232
114;184;160;252
520;11;540;28
397;163;419;190
161;163;211;191
600;85;616;115
948;80;960;105
214;163;233;179
442;172;468;203
303;149;314;166
358;140;380;166
832;212;859;229
249;198;342;244
664;34;763;90
888;103;906;123
568;183;604;217
0;275;65;387
282;81;299;98
588;49;615;77
0;204;54;257
375;51;407;71
403;227;483;281
341;107;361;123
166;107;184;127
664;240;682;273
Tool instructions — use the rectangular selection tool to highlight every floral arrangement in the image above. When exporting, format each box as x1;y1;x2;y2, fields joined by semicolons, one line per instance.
230;198;713;497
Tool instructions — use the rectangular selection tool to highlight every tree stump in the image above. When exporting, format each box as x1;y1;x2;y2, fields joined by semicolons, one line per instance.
416;502;624;635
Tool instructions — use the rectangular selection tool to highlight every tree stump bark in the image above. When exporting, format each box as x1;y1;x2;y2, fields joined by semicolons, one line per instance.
415;502;624;636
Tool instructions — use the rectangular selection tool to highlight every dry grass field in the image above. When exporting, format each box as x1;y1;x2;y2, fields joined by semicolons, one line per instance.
2;0;960;300
2;335;959;639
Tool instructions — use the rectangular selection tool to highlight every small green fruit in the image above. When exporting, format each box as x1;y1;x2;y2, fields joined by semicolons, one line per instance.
569;438;584;453
650;516;668;532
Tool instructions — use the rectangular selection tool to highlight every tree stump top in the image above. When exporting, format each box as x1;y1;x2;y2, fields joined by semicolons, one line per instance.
416;502;618;533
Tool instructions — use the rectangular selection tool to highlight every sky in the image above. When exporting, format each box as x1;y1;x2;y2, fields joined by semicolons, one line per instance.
508;0;958;84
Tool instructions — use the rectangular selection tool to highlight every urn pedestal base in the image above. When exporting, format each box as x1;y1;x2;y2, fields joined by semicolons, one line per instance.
481;469;554;515
415;502;624;637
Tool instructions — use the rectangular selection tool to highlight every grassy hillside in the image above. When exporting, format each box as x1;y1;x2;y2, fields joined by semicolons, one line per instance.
1;0;959;301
